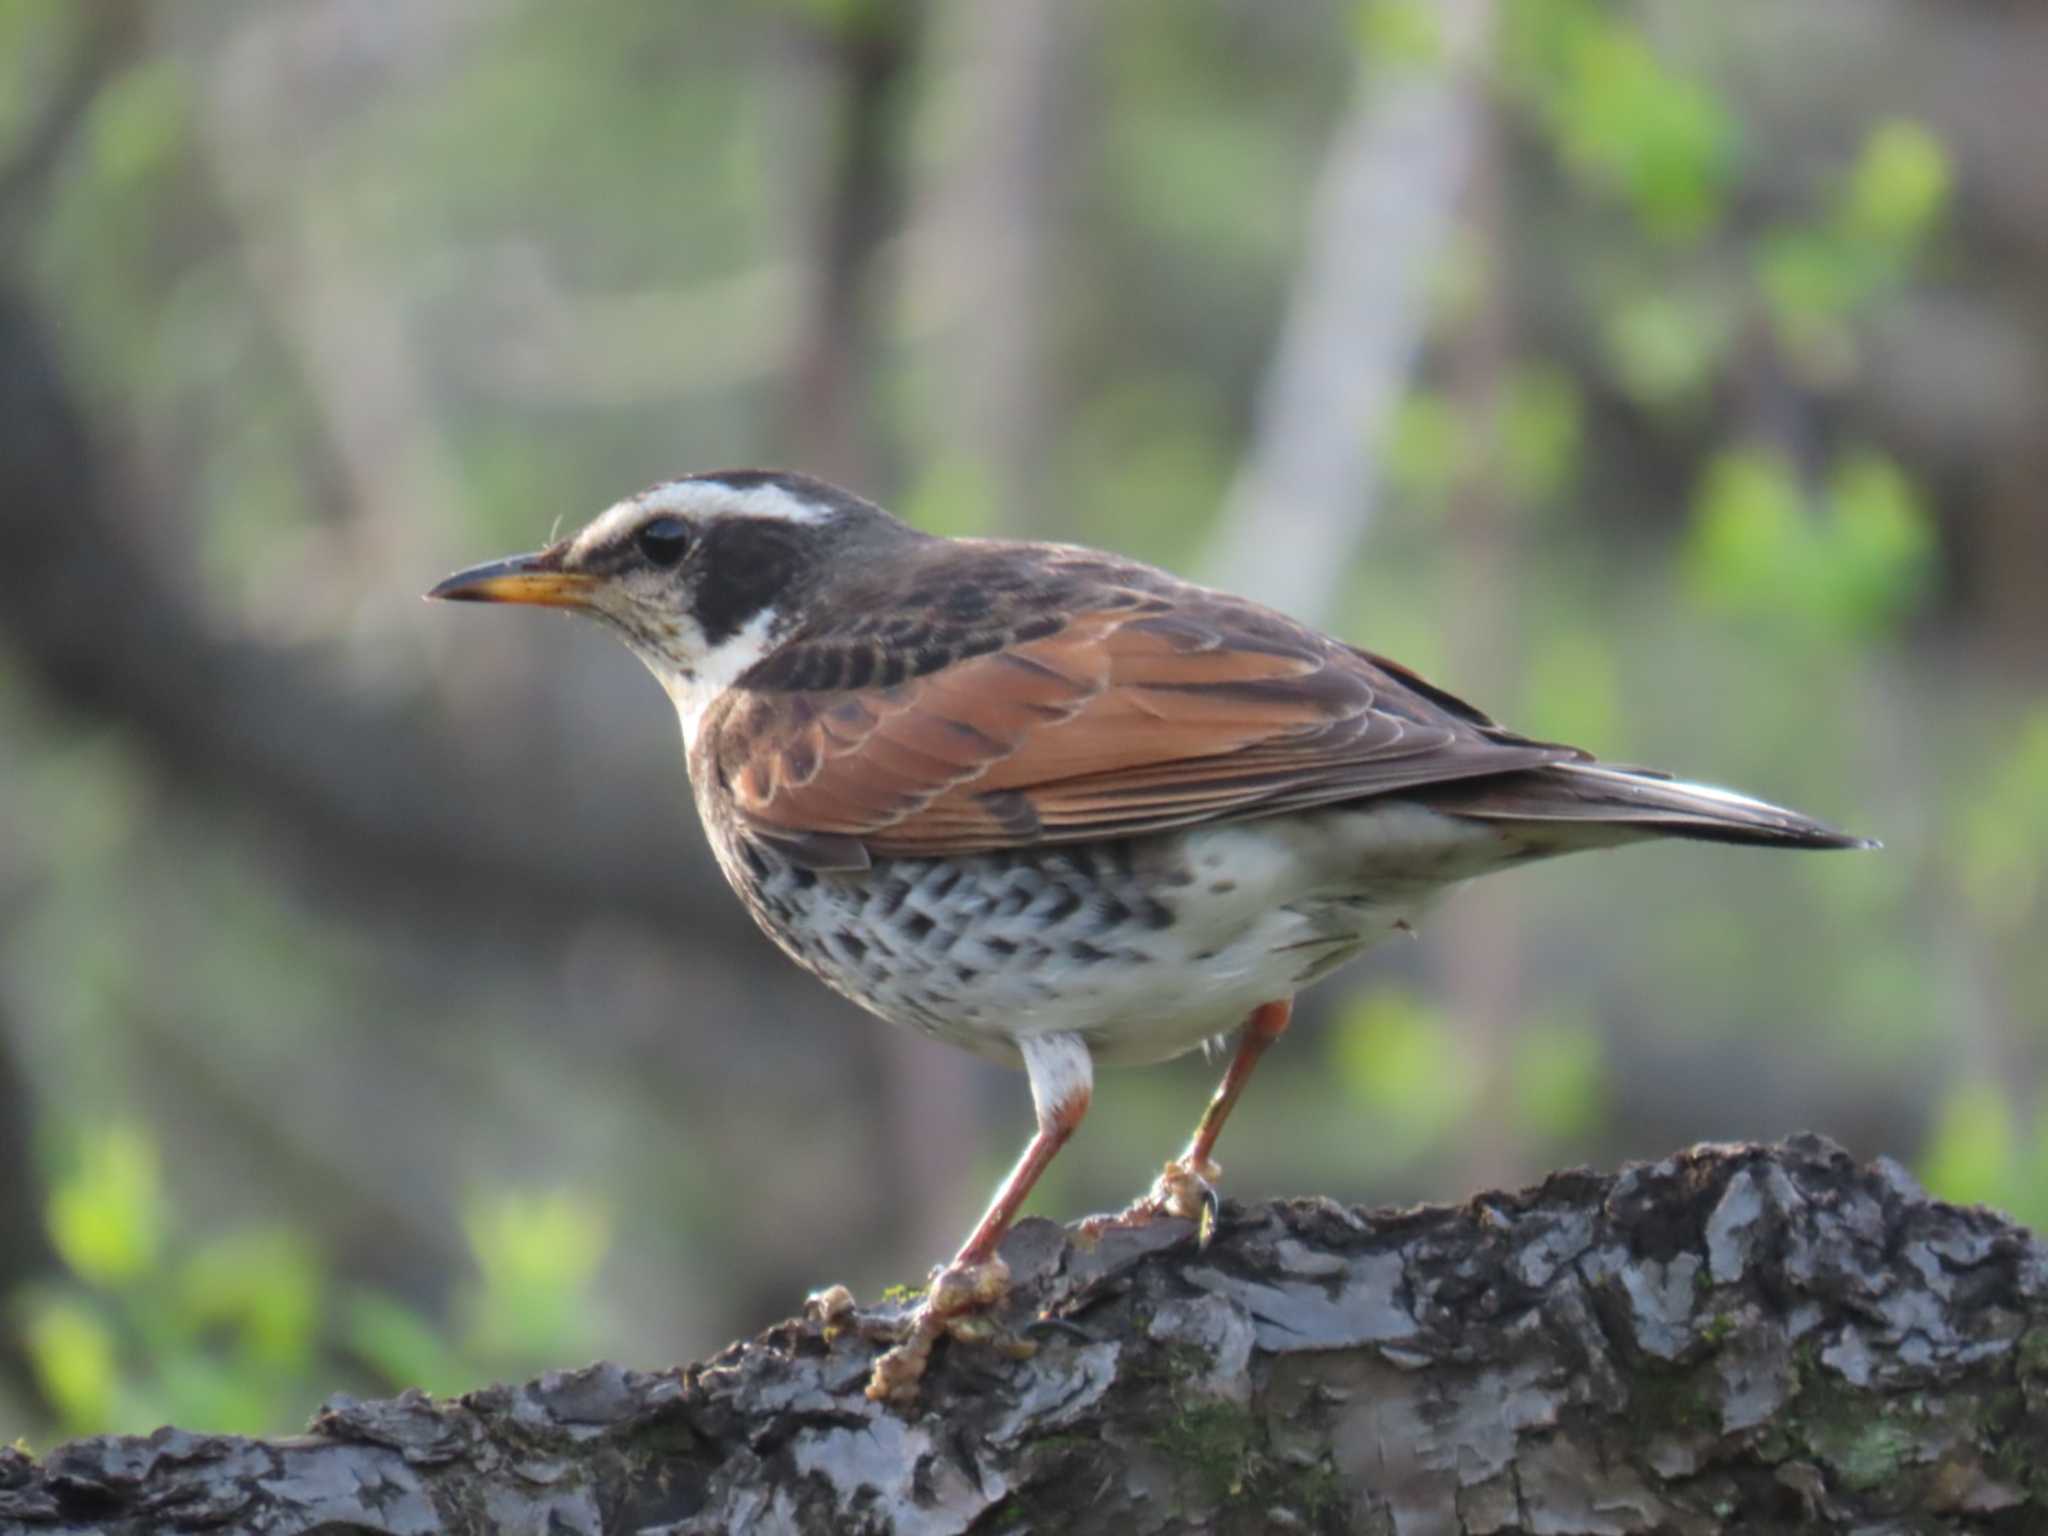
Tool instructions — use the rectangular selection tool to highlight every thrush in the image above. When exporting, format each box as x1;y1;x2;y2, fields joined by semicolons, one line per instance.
430;469;1869;1401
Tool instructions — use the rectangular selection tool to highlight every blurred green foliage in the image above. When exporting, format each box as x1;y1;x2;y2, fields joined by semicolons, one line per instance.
1503;0;1736;243
46;1126;162;1290
1599;288;1730;412
1684;446;1936;640
1920;1081;2048;1234
1331;992;1607;1158
1332;991;1474;1164
1333;1;2031;1231
1759;120;1951;385
1509;1016;1608;1146
16;1124;611;1439
1955;713;2048;937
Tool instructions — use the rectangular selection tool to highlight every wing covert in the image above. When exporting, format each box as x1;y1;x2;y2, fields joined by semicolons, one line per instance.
700;573;1580;862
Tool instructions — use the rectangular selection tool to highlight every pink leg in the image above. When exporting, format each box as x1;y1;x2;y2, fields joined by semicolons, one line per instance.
1085;997;1293;1231
952;1075;1090;1268
868;1033;1093;1403
1180;996;1293;1176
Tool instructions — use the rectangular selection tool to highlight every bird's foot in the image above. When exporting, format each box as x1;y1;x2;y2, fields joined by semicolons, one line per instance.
1151;1155;1223;1230
861;1253;1034;1406
1078;1155;1223;1247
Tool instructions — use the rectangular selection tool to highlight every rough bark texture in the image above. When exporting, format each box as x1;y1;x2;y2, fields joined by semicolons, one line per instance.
4;1137;2044;1535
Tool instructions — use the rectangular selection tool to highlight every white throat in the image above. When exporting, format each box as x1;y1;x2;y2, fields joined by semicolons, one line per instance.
649;606;782;751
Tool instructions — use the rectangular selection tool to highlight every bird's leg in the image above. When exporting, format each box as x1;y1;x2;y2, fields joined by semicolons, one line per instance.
867;1032;1092;1405
1084;997;1294;1244
1161;995;1293;1214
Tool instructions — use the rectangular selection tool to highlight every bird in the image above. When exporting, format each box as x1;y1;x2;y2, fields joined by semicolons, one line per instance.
429;468;1870;1401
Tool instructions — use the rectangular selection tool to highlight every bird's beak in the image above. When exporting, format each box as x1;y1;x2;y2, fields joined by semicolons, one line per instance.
426;551;597;609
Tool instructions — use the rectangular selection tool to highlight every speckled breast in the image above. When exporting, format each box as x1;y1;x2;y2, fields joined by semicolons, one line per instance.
695;803;1448;1068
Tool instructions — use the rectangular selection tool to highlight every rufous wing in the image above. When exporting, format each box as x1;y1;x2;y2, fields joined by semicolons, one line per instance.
704;598;1576;863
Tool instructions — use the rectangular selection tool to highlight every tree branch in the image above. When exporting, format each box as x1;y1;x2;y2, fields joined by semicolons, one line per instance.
6;1137;2041;1534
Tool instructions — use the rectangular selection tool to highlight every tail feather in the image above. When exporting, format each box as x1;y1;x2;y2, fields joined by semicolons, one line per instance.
1426;762;1876;852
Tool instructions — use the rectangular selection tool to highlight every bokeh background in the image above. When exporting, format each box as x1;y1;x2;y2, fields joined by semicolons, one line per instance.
3;0;2044;1442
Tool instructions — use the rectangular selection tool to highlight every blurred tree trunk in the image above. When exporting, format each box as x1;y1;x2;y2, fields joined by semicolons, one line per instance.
1432;77;1528;1193
1978;440;2048;678
0;0;142;1430
0;1012;56;1421
1200;0;1493;624
909;0;1082;535
5;1139;2040;1534
203;4;488;583
782;0;919;492
1194;0;1523;1189
0;278;762;953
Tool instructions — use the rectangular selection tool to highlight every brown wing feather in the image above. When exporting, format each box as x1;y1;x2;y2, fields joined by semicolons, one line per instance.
701;555;1582;862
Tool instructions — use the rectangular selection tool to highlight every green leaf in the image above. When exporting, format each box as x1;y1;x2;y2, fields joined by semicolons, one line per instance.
1501;366;1584;503
22;1295;119;1435
1682;447;1934;639
1682;448;1813;620
1757;229;1862;325
1842;119;1951;251
1535;20;1737;242
1750;121;1949;383
1500;0;1605;91
1819;449;1937;635
48;1124;164;1289
1384;390;1463;508
1599;290;1729;409
152;1348;287;1438
461;1189;612;1365
176;1229;322;1372
345;1292;474;1398
1920;1079;2022;1218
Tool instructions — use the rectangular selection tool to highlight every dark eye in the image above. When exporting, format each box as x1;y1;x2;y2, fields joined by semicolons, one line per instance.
635;515;691;567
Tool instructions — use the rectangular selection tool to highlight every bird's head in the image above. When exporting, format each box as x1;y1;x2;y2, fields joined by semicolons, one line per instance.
429;469;906;740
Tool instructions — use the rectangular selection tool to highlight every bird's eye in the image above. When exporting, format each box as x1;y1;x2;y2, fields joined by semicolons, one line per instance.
635;516;691;568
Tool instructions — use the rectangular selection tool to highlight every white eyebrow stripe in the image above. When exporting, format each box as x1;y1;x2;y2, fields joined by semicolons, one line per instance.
639;479;841;525
569;498;645;561
567;478;839;563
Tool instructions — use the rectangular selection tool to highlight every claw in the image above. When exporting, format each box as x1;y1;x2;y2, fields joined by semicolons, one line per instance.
1072;1154;1224;1250
927;1266;979;1316
927;1253;1010;1316
1196;1180;1221;1249
863;1253;1017;1405
1152;1155;1222;1223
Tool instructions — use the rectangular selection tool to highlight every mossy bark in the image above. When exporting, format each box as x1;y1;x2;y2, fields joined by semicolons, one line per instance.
4;1137;2042;1534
